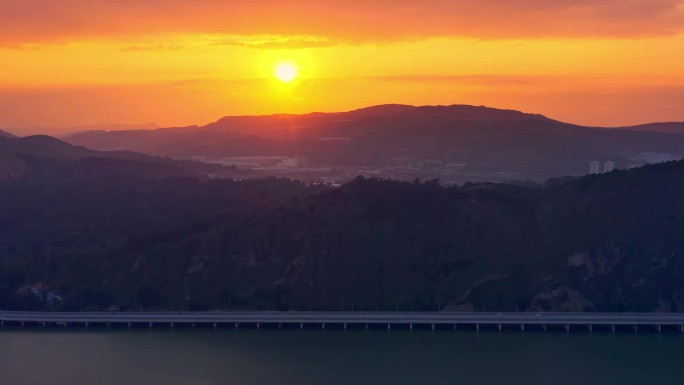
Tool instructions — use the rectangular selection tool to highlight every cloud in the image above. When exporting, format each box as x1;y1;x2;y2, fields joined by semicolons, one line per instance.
121;44;184;52
1;0;683;45
366;75;537;86
212;35;344;49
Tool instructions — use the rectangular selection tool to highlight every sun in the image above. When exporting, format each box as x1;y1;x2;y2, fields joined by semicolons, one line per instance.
274;62;298;83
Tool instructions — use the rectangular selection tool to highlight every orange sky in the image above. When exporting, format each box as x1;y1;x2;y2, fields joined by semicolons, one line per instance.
1;0;684;131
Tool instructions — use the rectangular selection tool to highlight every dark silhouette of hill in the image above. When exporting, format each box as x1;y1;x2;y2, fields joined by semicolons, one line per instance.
0;129;16;139
3;123;157;137
203;104;553;137
615;122;684;134
0;135;92;179
64;104;684;180
0;135;243;180
2;158;684;313
6;135;92;156
15;153;198;181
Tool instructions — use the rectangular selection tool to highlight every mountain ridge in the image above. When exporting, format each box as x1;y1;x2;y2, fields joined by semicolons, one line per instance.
62;104;684;182
613;122;684;134
0;134;242;180
0;129;16;139
2;123;158;137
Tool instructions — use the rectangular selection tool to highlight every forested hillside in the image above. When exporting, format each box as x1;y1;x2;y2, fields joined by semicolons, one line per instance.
2;158;684;313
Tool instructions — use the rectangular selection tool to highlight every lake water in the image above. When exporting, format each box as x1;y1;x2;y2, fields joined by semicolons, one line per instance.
1;329;683;385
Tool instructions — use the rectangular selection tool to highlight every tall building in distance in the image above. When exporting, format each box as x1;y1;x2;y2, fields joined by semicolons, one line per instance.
590;160;616;174
590;160;601;175
604;161;615;173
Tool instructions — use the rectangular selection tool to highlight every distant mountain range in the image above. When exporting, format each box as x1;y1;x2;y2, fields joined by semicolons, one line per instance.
2;123;158;137
62;104;684;181
615;122;684;134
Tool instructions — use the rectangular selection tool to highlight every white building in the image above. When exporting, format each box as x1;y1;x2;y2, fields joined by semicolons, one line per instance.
603;161;615;173
590;160;601;175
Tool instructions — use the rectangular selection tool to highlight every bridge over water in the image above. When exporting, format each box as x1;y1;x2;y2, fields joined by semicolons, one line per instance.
3;311;684;332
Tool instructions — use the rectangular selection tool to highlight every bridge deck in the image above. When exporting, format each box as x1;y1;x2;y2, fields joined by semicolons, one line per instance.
3;311;684;330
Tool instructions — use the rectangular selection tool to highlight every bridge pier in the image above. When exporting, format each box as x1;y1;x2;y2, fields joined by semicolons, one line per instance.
588;325;592;332
633;325;638;333
681;325;684;333
409;324;413;331
235;323;239;329
656;325;661;333
127;323;131;328
214;323;217;329
453;324;457;330
301;323;304;329
322;323;325;330
611;325;615;333
149;322;152;329
387;323;391;330
520;324;525;332
542;324;547;332
279;323;282;329
565;324;570;332
85;322;88;328
498;324;502;332
344;323;347;330
257;323;260;329
476;324;480;332
171;323;174;328
431;323;435;331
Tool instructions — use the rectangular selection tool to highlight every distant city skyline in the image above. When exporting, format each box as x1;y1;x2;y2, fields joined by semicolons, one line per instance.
590;160;616;175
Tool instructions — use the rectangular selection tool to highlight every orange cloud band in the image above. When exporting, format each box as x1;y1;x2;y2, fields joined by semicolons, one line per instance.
1;0;683;45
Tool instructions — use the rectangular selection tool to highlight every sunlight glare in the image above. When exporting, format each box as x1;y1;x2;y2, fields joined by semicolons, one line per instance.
274;62;298;83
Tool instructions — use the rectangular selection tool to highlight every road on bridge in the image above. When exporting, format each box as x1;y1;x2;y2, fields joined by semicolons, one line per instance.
2;310;684;328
